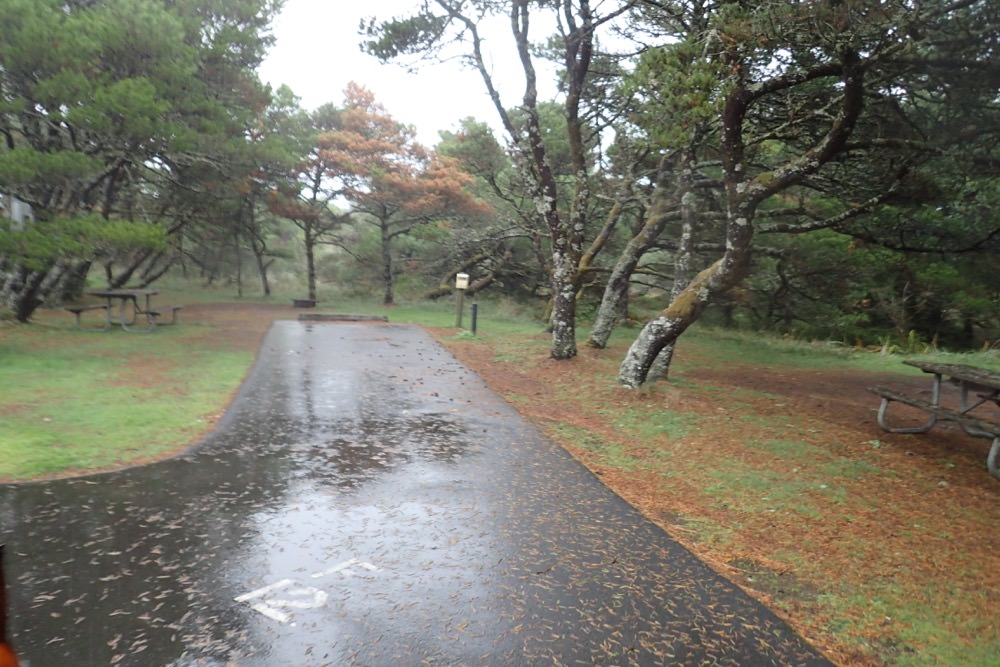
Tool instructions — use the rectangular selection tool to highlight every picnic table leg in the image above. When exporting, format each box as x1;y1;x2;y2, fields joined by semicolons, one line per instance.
122;316;156;333
122;298;156;332
876;397;938;433
957;384;998;438
111;297;138;327
930;371;942;405
988;438;1000;480
875;373;942;434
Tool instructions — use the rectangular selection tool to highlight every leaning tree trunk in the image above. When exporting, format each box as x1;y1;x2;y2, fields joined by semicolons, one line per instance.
256;255;273;297
619;202;755;387
60;260;91;301
589;162;677;349
618;259;722;388
3;261;75;323
646;190;697;382
588;231;654;349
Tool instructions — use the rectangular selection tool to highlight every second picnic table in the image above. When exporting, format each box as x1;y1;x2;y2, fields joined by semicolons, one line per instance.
869;360;1000;479
86;288;180;333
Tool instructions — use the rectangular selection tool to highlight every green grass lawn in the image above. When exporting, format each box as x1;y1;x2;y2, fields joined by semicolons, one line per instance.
0;317;251;478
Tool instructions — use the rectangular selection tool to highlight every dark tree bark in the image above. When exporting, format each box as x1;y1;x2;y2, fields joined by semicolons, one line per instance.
380;219;395;306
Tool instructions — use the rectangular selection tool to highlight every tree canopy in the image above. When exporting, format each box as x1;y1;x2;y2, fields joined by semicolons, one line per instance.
0;0;281;320
2;0;996;382
318;83;491;305
363;0;999;385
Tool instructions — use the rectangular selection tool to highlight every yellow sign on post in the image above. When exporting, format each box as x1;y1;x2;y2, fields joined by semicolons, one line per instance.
455;273;469;327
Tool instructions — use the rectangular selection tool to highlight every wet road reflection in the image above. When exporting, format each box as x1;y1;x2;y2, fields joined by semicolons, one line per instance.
0;322;831;666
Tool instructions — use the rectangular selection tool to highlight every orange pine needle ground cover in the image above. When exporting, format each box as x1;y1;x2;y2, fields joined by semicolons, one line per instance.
434;329;999;667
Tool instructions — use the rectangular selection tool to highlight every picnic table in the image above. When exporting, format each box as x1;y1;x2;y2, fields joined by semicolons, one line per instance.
869;361;1000;479
66;289;181;333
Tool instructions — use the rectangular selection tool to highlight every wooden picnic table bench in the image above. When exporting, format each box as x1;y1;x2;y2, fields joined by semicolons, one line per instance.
868;360;1000;479
64;303;110;331
147;304;183;325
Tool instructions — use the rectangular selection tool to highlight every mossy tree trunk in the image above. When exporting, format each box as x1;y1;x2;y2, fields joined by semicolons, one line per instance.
589;157;677;349
619;47;865;388
646;189;697;382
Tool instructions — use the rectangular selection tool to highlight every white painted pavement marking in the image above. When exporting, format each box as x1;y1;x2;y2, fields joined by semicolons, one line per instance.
311;558;380;579
234;578;328;624
234;578;295;602
234;559;379;625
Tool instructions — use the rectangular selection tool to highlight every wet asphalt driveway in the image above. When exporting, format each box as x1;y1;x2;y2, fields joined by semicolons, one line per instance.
0;322;832;666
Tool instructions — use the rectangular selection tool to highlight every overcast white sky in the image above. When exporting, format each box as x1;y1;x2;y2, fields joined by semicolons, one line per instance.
256;0;557;146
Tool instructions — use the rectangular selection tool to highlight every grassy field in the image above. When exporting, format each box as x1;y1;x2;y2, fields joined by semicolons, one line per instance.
2;285;998;665
0;309;250;479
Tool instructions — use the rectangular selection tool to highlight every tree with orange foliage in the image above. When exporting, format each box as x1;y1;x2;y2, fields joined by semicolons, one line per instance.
318;83;491;305
262;102;351;302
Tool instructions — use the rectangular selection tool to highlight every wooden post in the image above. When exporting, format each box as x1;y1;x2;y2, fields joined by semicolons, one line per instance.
454;273;469;329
